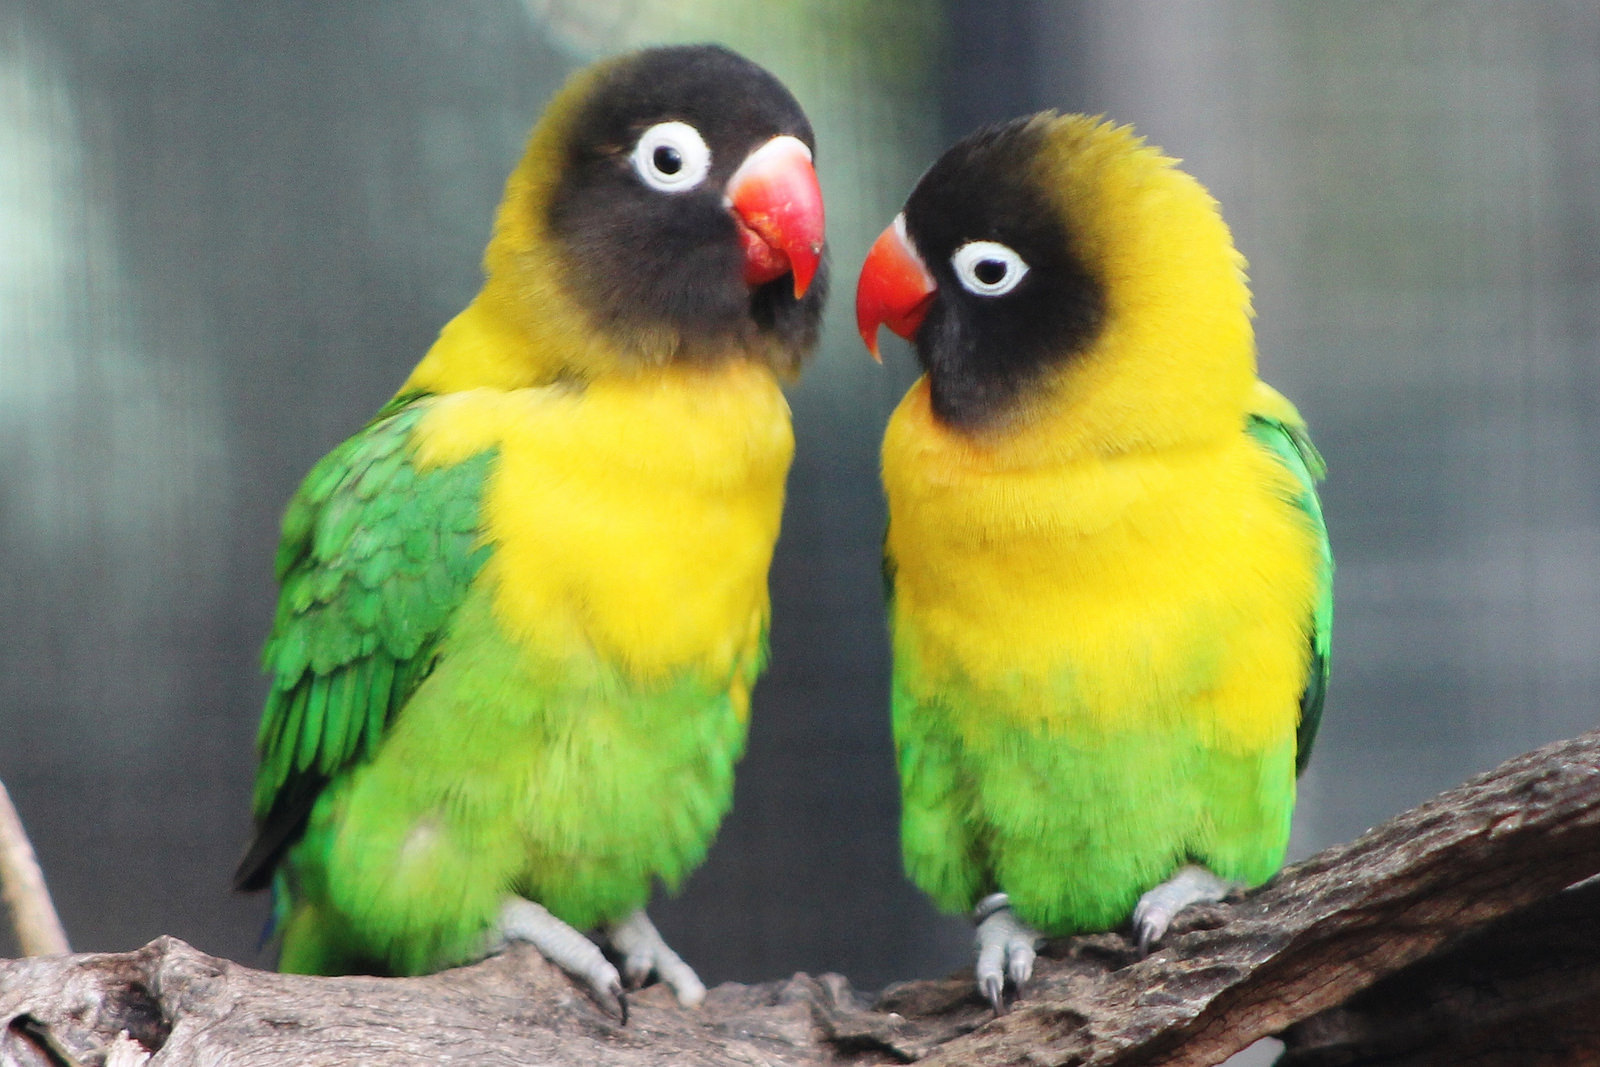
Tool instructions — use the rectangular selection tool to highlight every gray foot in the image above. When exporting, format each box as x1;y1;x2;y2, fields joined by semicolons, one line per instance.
1131;864;1234;955
972;892;1041;1014
606;909;707;1008
496;897;626;1021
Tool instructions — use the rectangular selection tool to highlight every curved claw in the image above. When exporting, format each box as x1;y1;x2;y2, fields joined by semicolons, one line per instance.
1006;937;1037;989
599;978;629;1025
1131;864;1233;957
972;894;1042;1016
497;897;629;1022
980;971;1007;1016
607;909;707;1009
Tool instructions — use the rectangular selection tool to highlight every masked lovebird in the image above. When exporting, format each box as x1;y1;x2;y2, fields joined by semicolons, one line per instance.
856;114;1331;1012
233;44;827;1017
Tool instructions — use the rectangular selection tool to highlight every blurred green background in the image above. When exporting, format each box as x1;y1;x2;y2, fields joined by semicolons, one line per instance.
2;1;1596;993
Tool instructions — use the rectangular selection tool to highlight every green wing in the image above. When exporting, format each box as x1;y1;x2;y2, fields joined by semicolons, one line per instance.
1246;389;1333;776
233;397;494;891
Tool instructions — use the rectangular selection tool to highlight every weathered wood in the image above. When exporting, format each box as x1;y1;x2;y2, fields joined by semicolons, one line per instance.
3;729;1598;1066
1280;876;1600;1067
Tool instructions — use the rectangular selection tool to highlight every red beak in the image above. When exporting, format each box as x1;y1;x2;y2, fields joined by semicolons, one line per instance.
726;135;825;299
855;214;936;362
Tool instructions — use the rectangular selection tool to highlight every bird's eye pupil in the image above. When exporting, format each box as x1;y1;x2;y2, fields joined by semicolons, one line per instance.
653;145;683;175
974;259;1007;286
632;122;710;193
952;240;1027;296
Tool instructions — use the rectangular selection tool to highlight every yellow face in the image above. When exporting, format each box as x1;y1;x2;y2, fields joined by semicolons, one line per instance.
872;113;1257;463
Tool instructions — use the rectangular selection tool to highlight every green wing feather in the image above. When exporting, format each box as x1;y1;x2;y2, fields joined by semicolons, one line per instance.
1246;391;1333;775
234;398;494;891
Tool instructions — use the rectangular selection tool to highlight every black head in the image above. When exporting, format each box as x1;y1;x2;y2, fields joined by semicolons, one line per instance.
901;116;1105;427
546;45;826;369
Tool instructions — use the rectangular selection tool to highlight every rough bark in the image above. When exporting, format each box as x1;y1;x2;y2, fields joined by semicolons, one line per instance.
1279;876;1600;1067
2;729;1598;1067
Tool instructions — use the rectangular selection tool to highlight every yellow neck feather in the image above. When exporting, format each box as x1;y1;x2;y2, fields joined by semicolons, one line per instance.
401;60;619;396
984;115;1257;466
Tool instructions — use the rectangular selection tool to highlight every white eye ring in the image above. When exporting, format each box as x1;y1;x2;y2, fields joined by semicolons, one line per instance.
951;240;1029;296
632;121;712;193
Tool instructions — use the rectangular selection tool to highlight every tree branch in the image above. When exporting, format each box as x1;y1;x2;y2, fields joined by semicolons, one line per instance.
0;778;69;958
1280;875;1600;1066
2;730;1597;1066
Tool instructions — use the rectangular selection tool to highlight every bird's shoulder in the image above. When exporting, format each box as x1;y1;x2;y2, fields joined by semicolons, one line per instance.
268;394;496;652
1245;380;1327;485
236;393;496;892
1244;379;1333;774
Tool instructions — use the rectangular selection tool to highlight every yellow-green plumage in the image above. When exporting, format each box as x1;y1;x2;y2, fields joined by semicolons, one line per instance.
254;380;783;975
236;45;823;979
878;115;1332;937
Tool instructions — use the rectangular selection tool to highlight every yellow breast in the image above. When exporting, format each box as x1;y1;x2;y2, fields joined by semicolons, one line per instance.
411;360;793;684
884;379;1318;752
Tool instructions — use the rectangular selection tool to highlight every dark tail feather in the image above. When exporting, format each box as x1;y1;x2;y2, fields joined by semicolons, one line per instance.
232;783;322;892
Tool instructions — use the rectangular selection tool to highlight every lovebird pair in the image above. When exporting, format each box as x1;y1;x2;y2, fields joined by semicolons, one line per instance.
236;44;1331;1018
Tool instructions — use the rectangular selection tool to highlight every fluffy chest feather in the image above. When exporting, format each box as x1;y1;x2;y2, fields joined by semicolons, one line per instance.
410;361;793;683
884;380;1318;751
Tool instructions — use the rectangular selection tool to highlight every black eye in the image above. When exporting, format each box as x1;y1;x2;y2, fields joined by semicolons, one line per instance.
653;145;682;175
974;259;1007;286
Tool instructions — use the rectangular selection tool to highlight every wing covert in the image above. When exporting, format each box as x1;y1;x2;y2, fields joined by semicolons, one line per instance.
234;398;494;891
1246;383;1333;776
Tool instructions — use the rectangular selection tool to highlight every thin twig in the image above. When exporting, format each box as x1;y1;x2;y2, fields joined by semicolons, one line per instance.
0;776;70;956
